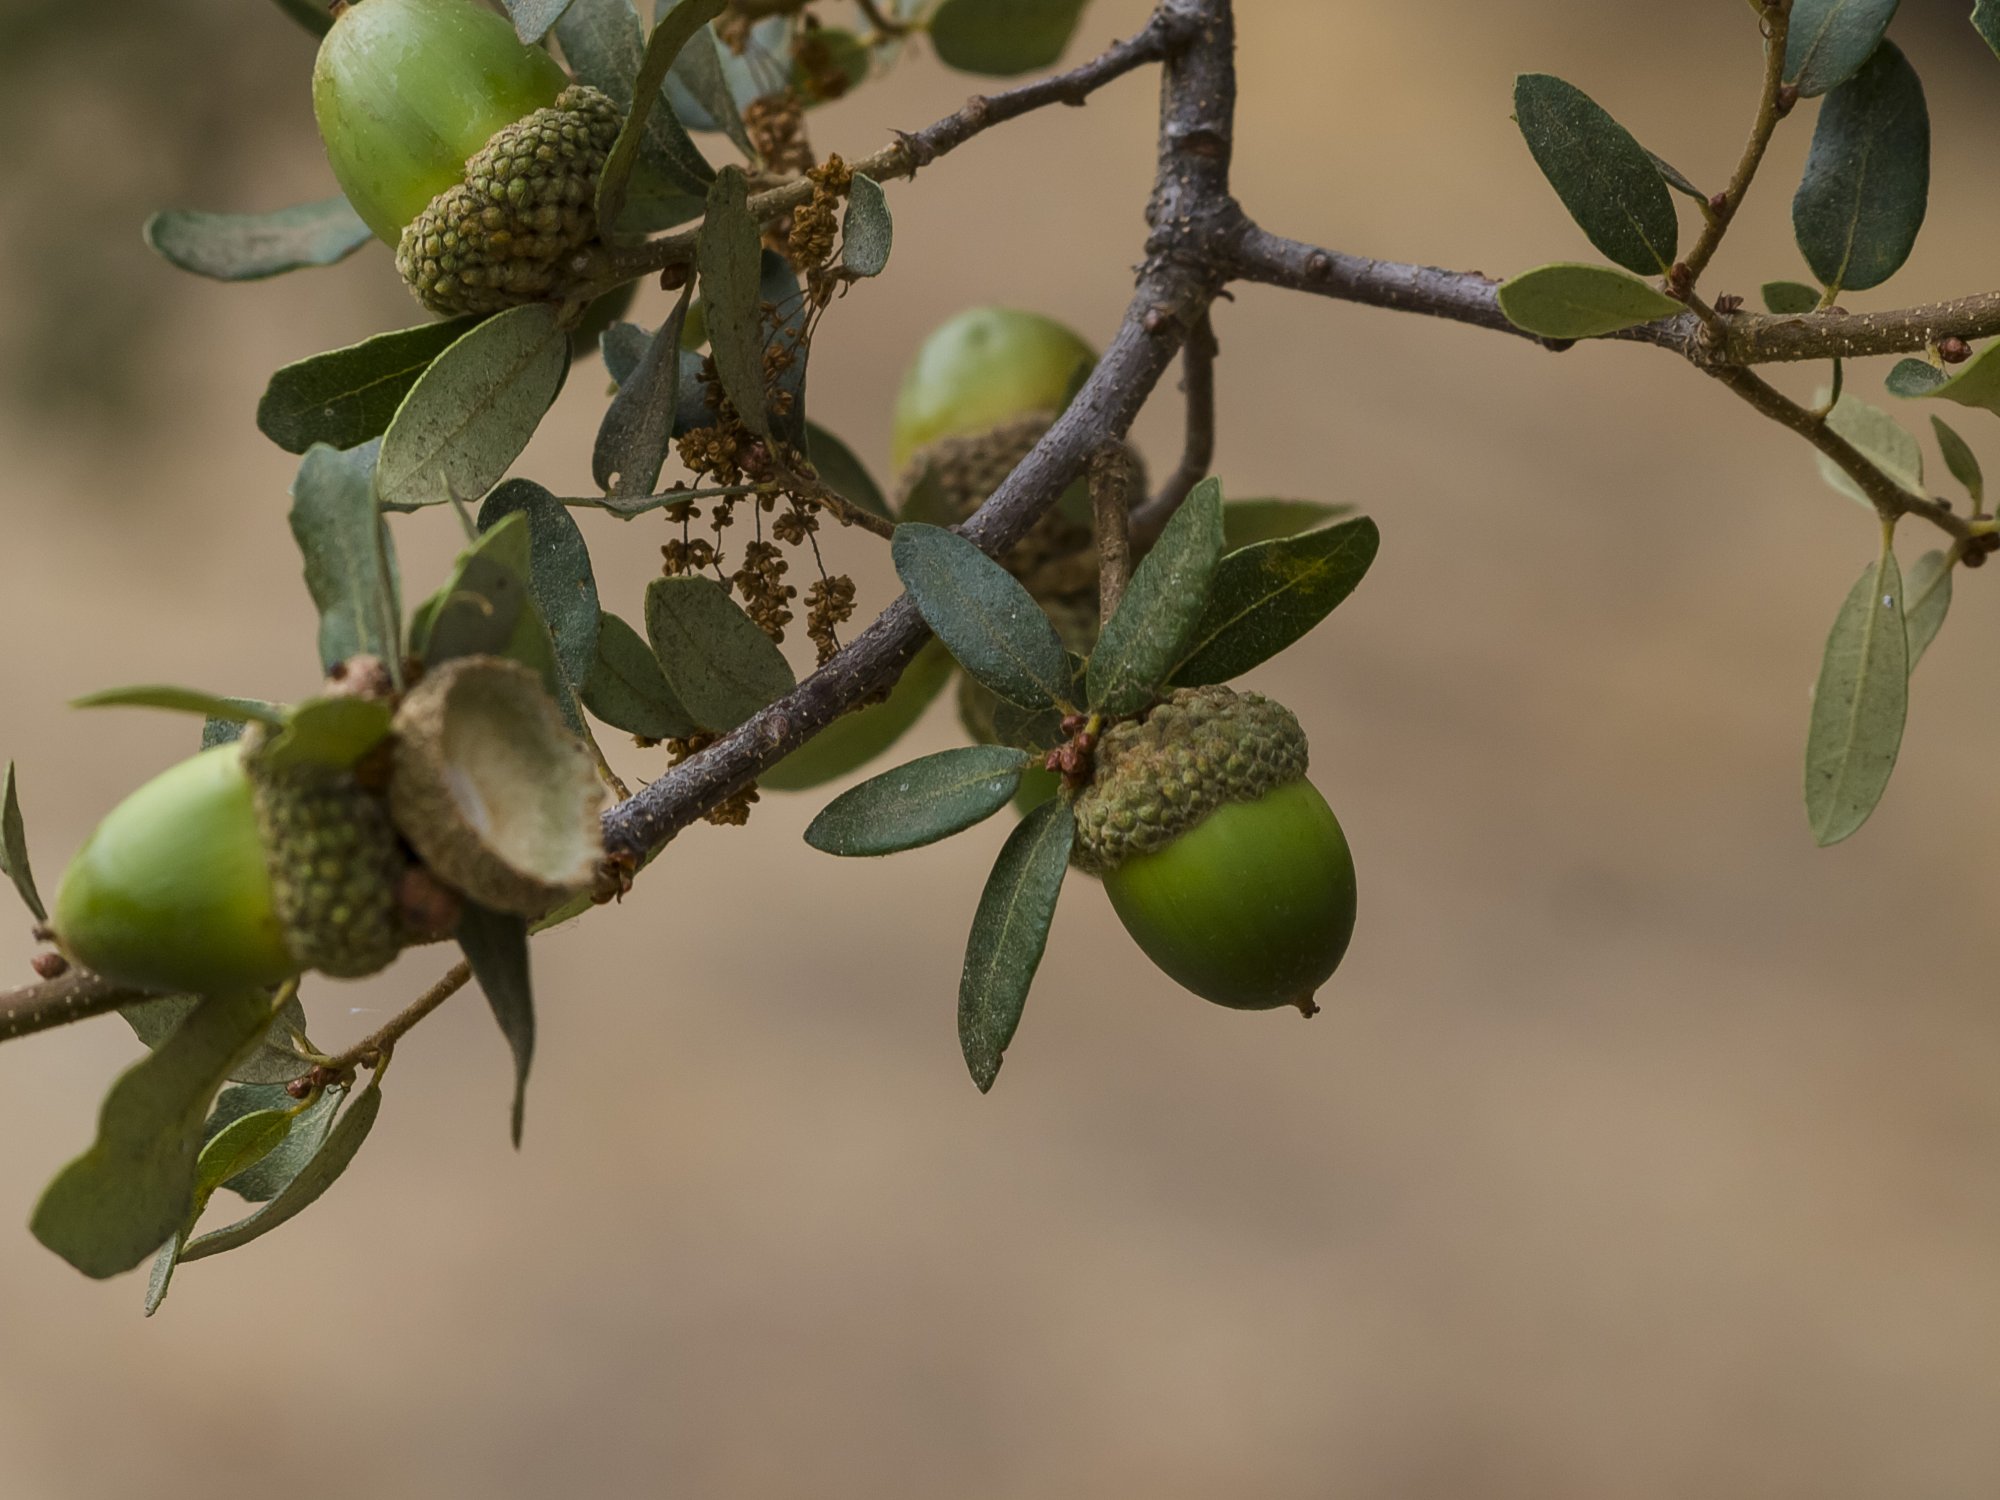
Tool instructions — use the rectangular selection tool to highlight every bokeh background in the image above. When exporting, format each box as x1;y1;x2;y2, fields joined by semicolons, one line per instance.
4;2;1999;1495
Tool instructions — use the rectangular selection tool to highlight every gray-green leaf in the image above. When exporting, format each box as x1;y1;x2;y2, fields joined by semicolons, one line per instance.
290;442;403;677
1979;0;2000;59
1816;394;1924;505
644;574;796;732
1087;475;1225;716
1170;517;1381;688
959;797;1073;1093
458;903;535;1148
1884;358;1946;397
891;523;1075;711
841;174;892;277
1785;0;1902;97
207;1081;339;1201
144;1105;291;1313
1496;262;1684;339
257;316;483;455
590;0;728;236
376;303;571;509
1886;340;2000;418
503;0;576;43
929;0;1087;75
143;198;371;282
1931;414;1983;505
805;745;1029;856
1;762;46;923
72;686;287;726
121;991;316;1088
595;282;694;497
32;988;274;1279
1805;546;1908;845
1512;74;1679;275
1792;40;1929;295
582;611;698;740
1904;548;1952;672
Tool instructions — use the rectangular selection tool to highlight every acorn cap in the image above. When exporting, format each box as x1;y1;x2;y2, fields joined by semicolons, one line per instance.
389;656;607;917
1069;685;1309;876
395;85;624;316
244;750;410;980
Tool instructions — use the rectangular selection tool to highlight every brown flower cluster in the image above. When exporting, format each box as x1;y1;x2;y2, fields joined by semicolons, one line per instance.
789;154;853;279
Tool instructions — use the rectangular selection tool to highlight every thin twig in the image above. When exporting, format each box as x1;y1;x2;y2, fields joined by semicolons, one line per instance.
1090;441;1138;618
1680;0;1791;284
1132;308;1216;542
321;961;473;1074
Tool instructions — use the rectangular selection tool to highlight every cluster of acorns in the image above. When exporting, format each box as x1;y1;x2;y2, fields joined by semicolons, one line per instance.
47;0;1360;1023
890;309;1360;1016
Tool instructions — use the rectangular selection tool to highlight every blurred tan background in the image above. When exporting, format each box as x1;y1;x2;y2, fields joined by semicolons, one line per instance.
4;2;2000;1495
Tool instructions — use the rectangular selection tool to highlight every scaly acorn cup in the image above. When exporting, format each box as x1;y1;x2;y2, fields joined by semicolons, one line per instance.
1070;686;1358;1014
313;0;623;316
50;738;411;995
388;656;607;918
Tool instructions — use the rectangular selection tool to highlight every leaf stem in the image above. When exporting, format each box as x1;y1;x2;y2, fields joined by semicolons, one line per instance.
1680;0;1791;285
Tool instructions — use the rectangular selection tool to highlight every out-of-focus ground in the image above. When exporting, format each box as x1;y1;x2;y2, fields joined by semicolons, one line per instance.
2;3;1999;1495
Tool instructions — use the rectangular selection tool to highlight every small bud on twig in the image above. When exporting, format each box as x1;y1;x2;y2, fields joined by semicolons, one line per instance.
1940;337;1972;364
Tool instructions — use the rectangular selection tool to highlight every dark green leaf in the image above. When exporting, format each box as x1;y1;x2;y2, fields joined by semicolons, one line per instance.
72;686;286;725
591;0;728;236
1931;414;1983;505
256;697;395;775
1512;74;1679;275
201;711;265;750
930;0;1087;75
764;638;954;791
1885;358;1947;397
959;797;1073;1092
1805;545;1907;845
1785;0;1902;97
672;25;760;160
268;0;334;36
558;0;714;235
1646;151;1706;201
1905;548;1952;672
1496;262;1684;339
503;0;575;43
1088;476;1225;716
992;653;1086;752
290;442;403;676
697;167;773;441
891;523;1074;710
1761;280;1822;314
1221;499;1356;551
1886;340;2000;418
644;574;796;732
1792;41;1929;294
795;25;870;103
582;611;698;740
479;480;603;691
32;988;273;1279
145;1105;290;1313
841;174;893;277
377;304;570;509
594;282;694;497
804;421;891;520
1170;517;1381;687
1979;0;2000;59
257;317;483;455
179;1068;384;1264
805;745;1030;856
1;762;46;923
143;198;371;282
458;903;535;1147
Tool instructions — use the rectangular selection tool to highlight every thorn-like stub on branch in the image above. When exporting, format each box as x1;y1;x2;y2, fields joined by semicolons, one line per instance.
1305;250;1332;280
1775;83;1799;117
1707;191;1729;215
29;952;67;980
1941;337;1972;364
1716;294;1744;315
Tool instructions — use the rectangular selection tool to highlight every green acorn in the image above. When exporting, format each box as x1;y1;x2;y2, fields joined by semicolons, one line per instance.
1070;686;1358;1013
313;0;623;316
51;739;410;995
891;307;1096;471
